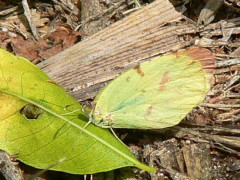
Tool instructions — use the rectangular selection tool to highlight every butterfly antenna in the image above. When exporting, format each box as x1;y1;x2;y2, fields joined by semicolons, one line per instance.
61;108;81;116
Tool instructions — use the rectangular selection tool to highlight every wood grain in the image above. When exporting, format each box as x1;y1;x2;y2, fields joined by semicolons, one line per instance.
38;0;193;101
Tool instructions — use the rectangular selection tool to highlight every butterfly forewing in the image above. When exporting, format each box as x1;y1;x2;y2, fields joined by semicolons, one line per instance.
93;48;215;129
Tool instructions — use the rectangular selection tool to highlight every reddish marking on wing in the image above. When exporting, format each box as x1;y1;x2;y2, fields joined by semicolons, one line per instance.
185;48;216;85
173;48;216;72
172;48;216;85
146;105;153;116
186;48;216;72
134;65;144;76
159;71;170;91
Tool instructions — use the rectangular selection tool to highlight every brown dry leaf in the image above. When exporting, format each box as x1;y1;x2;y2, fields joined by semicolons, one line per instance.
4;35;39;60
0;27;81;63
191;111;213;125
0;32;11;49
39;27;81;60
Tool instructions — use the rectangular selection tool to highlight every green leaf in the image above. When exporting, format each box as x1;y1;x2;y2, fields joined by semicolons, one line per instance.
0;49;155;174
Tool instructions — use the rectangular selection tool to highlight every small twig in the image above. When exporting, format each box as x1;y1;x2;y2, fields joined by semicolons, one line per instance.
52;0;78;15
217;109;240;120
223;74;240;91
11;23;28;39
225;83;240;94
214;141;240;155
201;27;240;37
226;92;240;98
172;127;240;154
52;0;71;12
216;116;240;123
0;6;19;16
196;39;240;48
22;0;40;40
214;65;240;74
0;151;23;180
133;0;141;7
123;6;140;16
177;125;240;135
216;53;240;58
217;58;240;67
201;103;240;109
208;135;240;149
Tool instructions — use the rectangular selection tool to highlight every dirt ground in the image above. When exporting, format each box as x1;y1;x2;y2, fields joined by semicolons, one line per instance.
0;0;240;179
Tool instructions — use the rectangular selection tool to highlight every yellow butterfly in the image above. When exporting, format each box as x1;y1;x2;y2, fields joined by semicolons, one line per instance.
91;48;215;129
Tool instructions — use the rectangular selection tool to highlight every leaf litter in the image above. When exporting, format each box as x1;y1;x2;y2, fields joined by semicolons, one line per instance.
0;0;240;179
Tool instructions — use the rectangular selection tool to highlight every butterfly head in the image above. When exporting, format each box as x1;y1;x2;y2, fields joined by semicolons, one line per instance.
91;108;112;128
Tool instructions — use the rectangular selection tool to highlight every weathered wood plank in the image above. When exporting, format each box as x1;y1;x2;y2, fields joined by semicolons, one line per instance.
38;0;192;101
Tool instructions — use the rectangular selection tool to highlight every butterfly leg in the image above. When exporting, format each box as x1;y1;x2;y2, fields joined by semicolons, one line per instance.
109;127;130;149
79;120;92;135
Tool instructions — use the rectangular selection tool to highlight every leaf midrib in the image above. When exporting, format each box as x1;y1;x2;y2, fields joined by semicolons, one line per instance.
0;89;155;172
